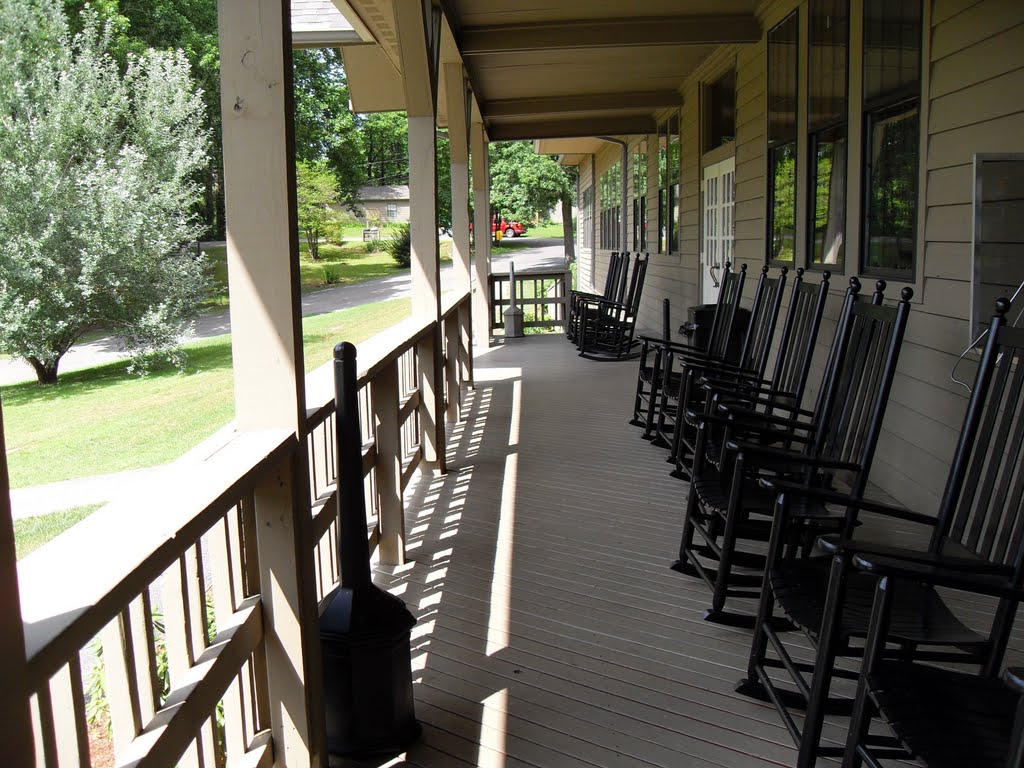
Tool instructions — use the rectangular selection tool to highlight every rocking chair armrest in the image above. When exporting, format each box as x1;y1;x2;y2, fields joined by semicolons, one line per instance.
700;375;798;402
758;480;937;526
685;411;815;444
1002;668;1024;695
637;337;719;360
730;442;860;471
717;395;816;420
816;535;1014;576
851;554;1023;601
715;406;818;434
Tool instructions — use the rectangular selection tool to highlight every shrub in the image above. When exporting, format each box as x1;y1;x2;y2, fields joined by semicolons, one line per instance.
323;265;344;285
364;238;382;254
385;223;412;268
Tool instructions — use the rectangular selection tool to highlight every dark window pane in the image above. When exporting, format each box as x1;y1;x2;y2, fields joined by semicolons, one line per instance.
668;114;680;184
864;100;918;272
864;0;921;106
810;125;847;267
708;69;737;150
658;189;666;253
768;12;799;145
809;0;848;130
770;142;797;263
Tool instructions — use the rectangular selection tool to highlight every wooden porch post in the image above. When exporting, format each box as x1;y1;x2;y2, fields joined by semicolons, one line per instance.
0;401;35;763
395;0;446;472
217;0;325;764
445;63;472;415
471;120;492;346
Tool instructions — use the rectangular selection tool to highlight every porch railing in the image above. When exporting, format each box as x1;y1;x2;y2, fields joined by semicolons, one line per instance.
17;291;472;767
489;269;570;333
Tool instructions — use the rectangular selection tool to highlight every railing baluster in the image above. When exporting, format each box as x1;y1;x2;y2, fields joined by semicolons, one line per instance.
48;661;88;767
100;610;140;754
163;556;203;768
445;312;461;422
209;516;246;764
374;358;407;565
32;687;57;768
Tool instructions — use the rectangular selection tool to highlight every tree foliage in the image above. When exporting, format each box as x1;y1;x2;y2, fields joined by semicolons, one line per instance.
295;160;341;261
488;141;575;224
0;0;211;383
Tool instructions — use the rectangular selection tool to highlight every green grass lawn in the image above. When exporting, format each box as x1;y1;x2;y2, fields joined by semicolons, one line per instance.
201;240;452;307
525;221;567;238
1;298;411;489
14;504;103;559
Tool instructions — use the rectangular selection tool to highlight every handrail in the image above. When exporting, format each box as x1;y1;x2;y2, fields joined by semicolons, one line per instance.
18;427;295;688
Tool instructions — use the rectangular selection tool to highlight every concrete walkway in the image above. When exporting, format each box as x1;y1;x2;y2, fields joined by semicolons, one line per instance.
5;238;568;519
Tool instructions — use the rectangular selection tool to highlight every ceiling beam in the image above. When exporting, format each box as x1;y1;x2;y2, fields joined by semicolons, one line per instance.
460;15;761;56
488;115;658;142
484;91;680;120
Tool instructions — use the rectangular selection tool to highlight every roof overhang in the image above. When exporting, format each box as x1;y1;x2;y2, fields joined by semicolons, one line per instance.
325;1;762;144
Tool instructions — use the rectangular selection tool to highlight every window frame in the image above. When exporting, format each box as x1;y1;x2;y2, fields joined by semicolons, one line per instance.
766;11;800;267
805;0;850;272
858;0;923;281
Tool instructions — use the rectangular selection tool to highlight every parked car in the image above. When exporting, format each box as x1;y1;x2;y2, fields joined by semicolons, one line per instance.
493;217;526;238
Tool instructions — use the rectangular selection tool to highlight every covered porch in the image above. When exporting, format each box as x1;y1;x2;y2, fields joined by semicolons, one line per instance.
3;0;1023;765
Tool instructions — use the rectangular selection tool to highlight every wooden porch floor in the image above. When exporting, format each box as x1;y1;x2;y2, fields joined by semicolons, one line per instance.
354;335;811;768
348;332;1024;767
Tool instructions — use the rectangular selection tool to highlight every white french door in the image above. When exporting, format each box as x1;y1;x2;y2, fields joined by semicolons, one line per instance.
701;156;736;303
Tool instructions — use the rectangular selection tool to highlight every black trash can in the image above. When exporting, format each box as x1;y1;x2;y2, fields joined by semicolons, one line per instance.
680;304;750;364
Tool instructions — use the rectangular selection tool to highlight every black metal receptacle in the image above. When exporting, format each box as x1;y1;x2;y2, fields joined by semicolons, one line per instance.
680;304;750;363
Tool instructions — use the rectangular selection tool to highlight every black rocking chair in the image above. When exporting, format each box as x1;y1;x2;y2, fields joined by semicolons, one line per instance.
577;253;649;360
673;280;914;628
567;250;628;343
739;297;1024;767
667;267;833;480
643;262;748;449
654;265;790;477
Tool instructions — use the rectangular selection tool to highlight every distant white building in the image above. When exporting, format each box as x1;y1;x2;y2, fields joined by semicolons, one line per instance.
354;185;411;225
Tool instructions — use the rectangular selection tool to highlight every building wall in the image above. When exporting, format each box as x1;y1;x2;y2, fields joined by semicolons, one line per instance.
578;0;1024;512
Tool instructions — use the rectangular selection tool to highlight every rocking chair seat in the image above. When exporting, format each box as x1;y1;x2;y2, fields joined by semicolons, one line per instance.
770;558;984;646
866;662;1016;768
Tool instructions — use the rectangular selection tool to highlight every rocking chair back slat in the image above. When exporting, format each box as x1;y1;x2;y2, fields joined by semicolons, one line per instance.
706;263;747;360
611;251;631;304
770;270;831;404
602;252;623;298
737;266;789;379
813;283;913;495
941;317;1024;568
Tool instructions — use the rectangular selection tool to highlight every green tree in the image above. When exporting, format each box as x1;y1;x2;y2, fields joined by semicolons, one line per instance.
293;48;364;206
360;111;409;185
488;141;575;224
64;0;223;237
296;160;341;261
0;0;211;383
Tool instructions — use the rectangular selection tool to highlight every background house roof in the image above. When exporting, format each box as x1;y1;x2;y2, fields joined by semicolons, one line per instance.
356;184;411;201
291;0;364;47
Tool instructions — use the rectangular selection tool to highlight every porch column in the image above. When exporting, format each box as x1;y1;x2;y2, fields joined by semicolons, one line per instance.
218;0;325;764
445;64;471;298
0;402;34;762
471;120;491;345
395;0;446;472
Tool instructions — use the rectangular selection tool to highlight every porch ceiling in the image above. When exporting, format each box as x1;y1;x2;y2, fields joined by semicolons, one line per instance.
334;0;762;140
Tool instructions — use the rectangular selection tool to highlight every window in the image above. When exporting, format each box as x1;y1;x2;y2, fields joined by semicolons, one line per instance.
706;69;736;152
633;142;648;251
767;12;799;264
807;0;848;269
862;0;922;277
386;202;398;220
599;162;621;250
657;114;681;254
